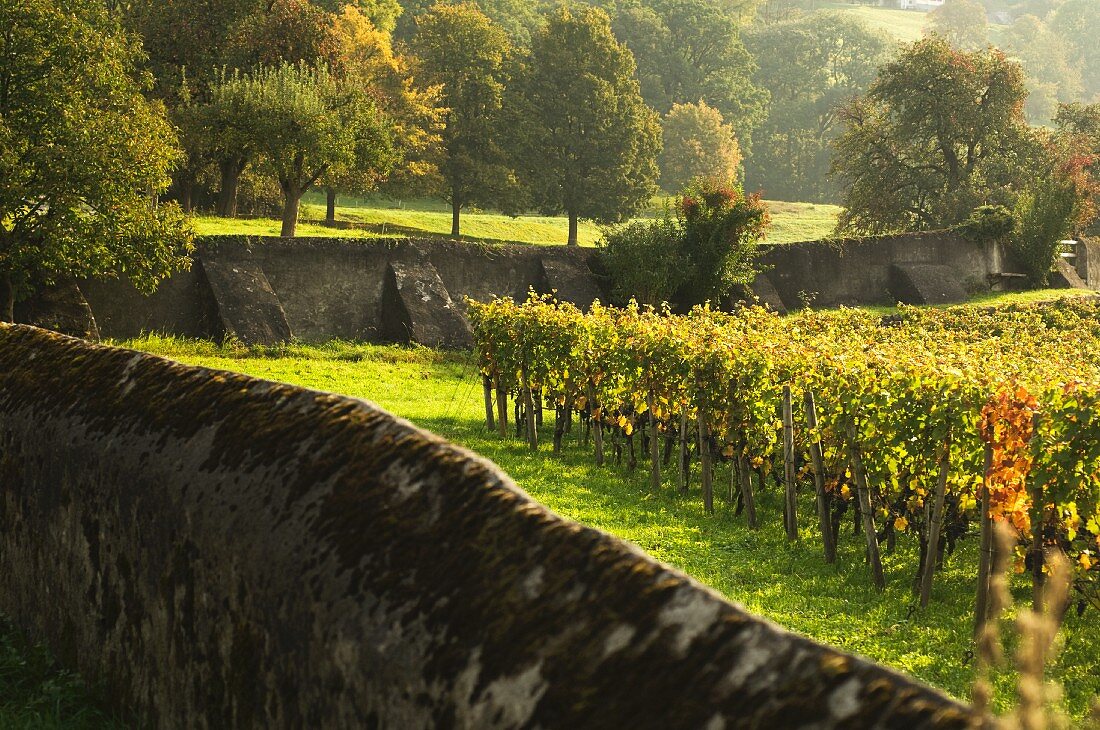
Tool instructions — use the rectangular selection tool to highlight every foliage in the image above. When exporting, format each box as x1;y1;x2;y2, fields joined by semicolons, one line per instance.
511;3;661;246
0;0;193;320
598;218;685;307
999;14;1081;124
956;205;1016;242
1010;149;1094;286
210;62;396;237
319;5;442;209
611;0;768;144
676;180;770;306
414;2;517;236
1055;102;1100;236
0;617;122;729
928;0;989;50
744;11;893;203
469;293;1100;645
1048;0;1100;102
833;37;1037;235
224;0;337;71
659;101;742;194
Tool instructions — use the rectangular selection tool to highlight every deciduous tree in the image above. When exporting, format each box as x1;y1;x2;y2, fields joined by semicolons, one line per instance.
213;63;395;237
659;101;742;193
927;0;989;51
415;2;516;237
514;3;661;246
832;37;1036;234
0;0;193;322
744;12;892;202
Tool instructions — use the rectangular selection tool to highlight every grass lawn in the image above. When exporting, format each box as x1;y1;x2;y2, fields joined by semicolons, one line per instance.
123;318;1100;721
191;195;841;247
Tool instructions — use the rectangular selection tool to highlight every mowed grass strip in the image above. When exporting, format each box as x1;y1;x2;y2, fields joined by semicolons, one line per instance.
191;196;841;246
127;334;1100;719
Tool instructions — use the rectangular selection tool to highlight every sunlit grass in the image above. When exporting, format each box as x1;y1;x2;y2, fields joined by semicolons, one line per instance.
191;196;841;246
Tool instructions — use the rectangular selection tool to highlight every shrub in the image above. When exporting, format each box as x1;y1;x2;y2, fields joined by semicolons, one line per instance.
675;180;770;307
598;217;684;307
598;180;769;310
957;205;1016;243
1011;164;1090;286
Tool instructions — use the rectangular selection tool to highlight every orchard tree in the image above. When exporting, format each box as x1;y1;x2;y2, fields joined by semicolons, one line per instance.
832;37;1037;234
214;63;396;237
319;5;441;221
515;3;661;246
927;0;988;51
744;12;892;202
415;2;515;237
0;0;193;322
659;101;742;193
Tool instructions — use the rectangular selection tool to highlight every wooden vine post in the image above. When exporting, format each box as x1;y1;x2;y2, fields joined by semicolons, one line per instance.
974;442;995;636
482;375;496;431
698;403;714;515
520;367;538;451
647;390;661;492
677;409;689;495
587;384;604;467
496;381;508;438
846;421;885;590
737;452;759;529
782;386;798;541
919;432;952;608
804;390;836;563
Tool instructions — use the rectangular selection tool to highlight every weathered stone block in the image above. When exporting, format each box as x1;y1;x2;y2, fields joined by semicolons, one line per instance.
14;280;100;341
380;258;473;348
198;256;292;346
539;256;604;309
888;263;970;305
0;325;985;729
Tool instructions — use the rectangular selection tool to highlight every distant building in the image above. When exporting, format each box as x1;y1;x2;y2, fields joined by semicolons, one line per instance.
896;0;945;9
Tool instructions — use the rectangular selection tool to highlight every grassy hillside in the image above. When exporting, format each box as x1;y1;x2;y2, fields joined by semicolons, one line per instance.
822;2;1008;45
192;196;841;246
124;320;1100;720
821;2;930;42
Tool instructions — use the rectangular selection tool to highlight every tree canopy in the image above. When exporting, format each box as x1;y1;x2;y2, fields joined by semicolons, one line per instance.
659;101;742;193
514;3;661;246
0;0;193;321
832;37;1036;234
414;2;517;236
212;63;397;237
745;11;893;202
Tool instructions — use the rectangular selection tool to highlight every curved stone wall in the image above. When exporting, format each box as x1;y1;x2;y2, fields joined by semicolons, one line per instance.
0;324;985;729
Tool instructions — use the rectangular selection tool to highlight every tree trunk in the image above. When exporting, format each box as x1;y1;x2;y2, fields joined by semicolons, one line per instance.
179;175;195;213
0;271;13;323
326;188;337;225
567;210;579;247
452;197;462;238
281;189;301;238
217;158;244;217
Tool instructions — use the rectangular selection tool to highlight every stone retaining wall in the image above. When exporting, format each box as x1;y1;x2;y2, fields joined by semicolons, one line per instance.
0;324;985;728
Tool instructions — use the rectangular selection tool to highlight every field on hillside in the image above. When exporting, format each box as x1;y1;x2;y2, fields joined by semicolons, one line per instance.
824;2;1008;45
822;2;929;42
192;196;841;246
126;299;1100;721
